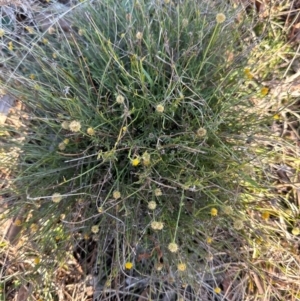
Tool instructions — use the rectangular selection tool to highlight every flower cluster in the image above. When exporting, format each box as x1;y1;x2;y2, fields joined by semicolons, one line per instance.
151;221;164;230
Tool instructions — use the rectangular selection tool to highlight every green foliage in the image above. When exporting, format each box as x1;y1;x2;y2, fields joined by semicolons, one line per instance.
3;0;296;299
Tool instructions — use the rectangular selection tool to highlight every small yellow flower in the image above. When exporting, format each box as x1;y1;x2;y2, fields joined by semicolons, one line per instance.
148;201;157;210
156;104;164;113
136;31;143;40
125;261;133;269
216;13;226;24
196;127;207;137
210;208;218;217
244;68;253;80
29;74;35;80
69;120;81;132
87;127;95;135
52;53;57;59
233;220;244;230
177;263;187;271
261;211;270;221
63;139;69;145
97;207;104;213
214;287;221;294
30;223;38;232
292;227;300;236
14;219;22;226
34;257;40;265
61;121;70;130
273;114;280;120
206;237;213;244
58;142;66;151
113;190;121;200
34;84;40;90
8;41;13;51
25;26;35;34
154;188;162;197
0;28;5;37
122;126;127;132
91;225;99;234
42;38;49;45
260;87;269;96
52;193;62;203
168;242;179;253
116;95;125;104
131;157;140;166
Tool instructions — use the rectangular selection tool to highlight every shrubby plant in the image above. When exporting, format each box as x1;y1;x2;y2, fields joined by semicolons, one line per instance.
2;0;297;300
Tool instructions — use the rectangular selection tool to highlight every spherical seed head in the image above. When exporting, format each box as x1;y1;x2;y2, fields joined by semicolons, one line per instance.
113;190;121;200
177;263;187;271
52;193;62;203
151;221;159;230
78;29;84;36
154;188;162;197
14;219;22;226
69;120;81;132
125;262;133;269
58;142;66;151
210;208;218;216
116;95;125;104
223;205;233;215
148;201;157;210
168;242;179;253
216;13;226;24
156;104;164;113
214;287;221;294
233;220;244;230
136;31;143;40
156;222;164;230
196;127;207;137
182;18;189;27
87;127;95;135
48;27;55;34
91;225;99;234
61;121;69;129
